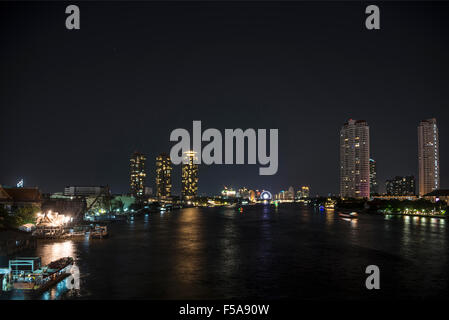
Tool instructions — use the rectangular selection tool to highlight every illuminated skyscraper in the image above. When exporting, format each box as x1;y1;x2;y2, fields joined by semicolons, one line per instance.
155;153;172;199
130;152;146;200
340;119;370;198
369;159;378;195
181;151;199;201
418;118;440;197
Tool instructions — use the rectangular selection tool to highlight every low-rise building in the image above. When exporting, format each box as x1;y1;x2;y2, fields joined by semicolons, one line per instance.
423;189;449;203
64;186;110;197
385;176;416;196
0;186;41;213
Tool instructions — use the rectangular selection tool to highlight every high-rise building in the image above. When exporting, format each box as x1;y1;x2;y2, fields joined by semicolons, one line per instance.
155;153;172;199
340;119;370;198
130;152;146;199
386;176;416;196
301;186;310;198
418;118;440;197
181;151;199;201
369;159;378;195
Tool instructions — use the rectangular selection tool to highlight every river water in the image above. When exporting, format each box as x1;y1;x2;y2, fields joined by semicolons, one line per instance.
2;205;449;300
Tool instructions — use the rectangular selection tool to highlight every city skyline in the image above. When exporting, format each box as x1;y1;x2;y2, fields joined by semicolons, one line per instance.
0;116;444;198
1;2;448;196
1;1;449;304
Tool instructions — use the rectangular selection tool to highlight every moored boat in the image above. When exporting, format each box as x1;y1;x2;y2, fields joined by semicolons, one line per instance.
9;257;74;293
90;225;108;239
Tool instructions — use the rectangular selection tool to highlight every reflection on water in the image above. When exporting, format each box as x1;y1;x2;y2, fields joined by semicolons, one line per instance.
2;240;78;300
36;240;76;265
1;206;448;300
41;278;70;300
173;208;205;289
325;209;334;226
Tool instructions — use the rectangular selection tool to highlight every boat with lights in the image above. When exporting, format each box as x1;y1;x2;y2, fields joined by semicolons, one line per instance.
338;212;358;219
90;225;108;239
8;256;74;292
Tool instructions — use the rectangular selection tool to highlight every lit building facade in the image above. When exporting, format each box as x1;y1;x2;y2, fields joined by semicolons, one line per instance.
155;153;172;199
301;186;310;198
369;159;378;195
386;176;416;196
275;187;295;201
418;118;440;197
221;186;236;198
296;186;310;199
238;187;250;199
249;190;256;202
288;186;295;200
130;152;146;199
181;151;199;201
340;119;370;198
64;186;109;197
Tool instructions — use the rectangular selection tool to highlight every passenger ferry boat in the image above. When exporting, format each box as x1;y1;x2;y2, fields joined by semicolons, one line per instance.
8;257;74;292
338;212;358;219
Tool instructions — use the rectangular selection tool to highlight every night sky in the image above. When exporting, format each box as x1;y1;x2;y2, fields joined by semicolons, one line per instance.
1;1;448;196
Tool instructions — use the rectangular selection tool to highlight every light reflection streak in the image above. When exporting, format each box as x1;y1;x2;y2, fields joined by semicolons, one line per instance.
173;208;204;288
36;240;75;265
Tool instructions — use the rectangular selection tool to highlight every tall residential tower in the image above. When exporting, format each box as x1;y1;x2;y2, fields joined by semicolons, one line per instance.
155;153;172;199
340;119;370;198
130;151;146;200
418;118;440;196
182;151;199;201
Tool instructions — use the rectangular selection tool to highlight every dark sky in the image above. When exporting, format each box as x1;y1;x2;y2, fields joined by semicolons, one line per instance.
1;1;448;196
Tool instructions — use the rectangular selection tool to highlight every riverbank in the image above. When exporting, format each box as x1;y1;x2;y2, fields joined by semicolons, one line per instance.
382;212;446;219
0;229;37;256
